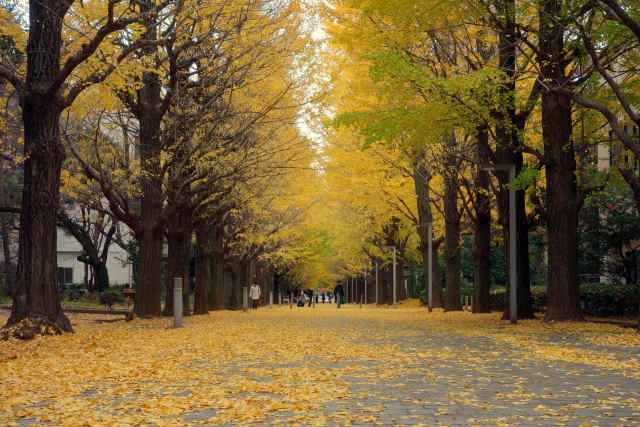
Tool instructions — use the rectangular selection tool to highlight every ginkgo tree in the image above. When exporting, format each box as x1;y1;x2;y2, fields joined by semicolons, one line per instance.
0;0;180;334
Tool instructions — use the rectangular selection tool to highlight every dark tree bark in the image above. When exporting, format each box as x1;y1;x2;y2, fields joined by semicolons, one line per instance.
491;0;535;319
4;0;74;333
0;172;16;297
443;169;462;311
132;3;165;318
194;220;211;315
57;211;115;292
473;129;491;313
210;226;225;310
442;135;463;312
163;201;192;316
413;160;444;308
539;0;582;321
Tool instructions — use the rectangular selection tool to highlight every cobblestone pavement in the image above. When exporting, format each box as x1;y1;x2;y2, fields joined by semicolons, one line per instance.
2;306;640;426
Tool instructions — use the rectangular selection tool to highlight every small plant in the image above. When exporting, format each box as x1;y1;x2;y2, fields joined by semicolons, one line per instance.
99;289;124;308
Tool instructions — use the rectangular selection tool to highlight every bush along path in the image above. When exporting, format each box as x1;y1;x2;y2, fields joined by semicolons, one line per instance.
1;306;639;426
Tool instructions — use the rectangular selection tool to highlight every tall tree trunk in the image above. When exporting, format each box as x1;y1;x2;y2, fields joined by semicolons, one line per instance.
134;226;163;317
163;202;192;316
443;169;462;311
493;0;535;319
94;262;109;292
5;0;73;333
133;2;164;318
539;0;582;321
194;221;211;315
413;160;444;308
0;173;16;298
443;134;462;312
226;261;240;310
473;131;492;313
211;227;225;310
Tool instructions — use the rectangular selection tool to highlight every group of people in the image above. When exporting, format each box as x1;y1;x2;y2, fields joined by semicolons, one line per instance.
248;282;341;309
247;280;352;310
295;290;334;307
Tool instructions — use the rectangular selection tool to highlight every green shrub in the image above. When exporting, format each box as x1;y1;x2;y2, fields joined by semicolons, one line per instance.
581;281;639;317
418;289;426;304
63;287;86;301
99;289;124;308
490;288;506;311
530;286;547;312
488;282;637;316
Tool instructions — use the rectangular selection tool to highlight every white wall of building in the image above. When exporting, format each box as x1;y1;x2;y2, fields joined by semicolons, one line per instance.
57;228;133;285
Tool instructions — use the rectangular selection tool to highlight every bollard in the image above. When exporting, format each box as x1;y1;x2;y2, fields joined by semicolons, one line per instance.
312;293;315;308
269;291;273;309
173;277;183;328
290;293;293;309
360;293;363;308
242;287;248;312
279;292;282;307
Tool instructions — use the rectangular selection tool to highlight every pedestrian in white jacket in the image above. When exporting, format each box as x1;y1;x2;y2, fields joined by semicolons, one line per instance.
249;282;261;310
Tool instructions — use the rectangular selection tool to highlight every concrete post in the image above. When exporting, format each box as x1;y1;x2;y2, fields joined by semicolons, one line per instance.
269;291;273;309
243;287;248;312
279;292;282;307
173;277;183;328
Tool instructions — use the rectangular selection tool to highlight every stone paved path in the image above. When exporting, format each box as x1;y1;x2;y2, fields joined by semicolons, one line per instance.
2;306;640;426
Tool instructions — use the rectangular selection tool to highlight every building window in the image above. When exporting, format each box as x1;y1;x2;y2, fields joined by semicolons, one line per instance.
57;267;73;284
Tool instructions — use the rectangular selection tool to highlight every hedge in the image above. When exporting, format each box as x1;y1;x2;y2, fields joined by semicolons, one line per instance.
490;282;639;316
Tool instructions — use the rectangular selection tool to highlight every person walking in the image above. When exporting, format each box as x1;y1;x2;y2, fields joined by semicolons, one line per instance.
321;293;326;304
249;282;261;310
334;283;344;308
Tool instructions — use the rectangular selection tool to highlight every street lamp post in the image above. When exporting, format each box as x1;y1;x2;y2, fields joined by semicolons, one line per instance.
383;245;397;308
427;223;433;313
364;266;368;305
482;163;517;323
375;262;379;305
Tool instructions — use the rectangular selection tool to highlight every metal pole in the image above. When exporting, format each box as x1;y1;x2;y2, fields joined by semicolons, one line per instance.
269;291;273;309
346;278;349;304
427;223;433;313
509;165;517;324
173;277;183;328
364;275;367;305
242;287;248;312
375;262;379;305
393;247;397;309
312;292;316;308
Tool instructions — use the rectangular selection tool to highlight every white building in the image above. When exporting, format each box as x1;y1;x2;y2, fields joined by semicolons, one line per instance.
56;227;134;286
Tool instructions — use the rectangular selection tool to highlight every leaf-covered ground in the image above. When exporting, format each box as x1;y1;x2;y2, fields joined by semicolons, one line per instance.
1;304;639;426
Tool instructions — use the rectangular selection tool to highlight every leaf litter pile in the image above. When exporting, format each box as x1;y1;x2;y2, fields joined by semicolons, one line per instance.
1;304;639;426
